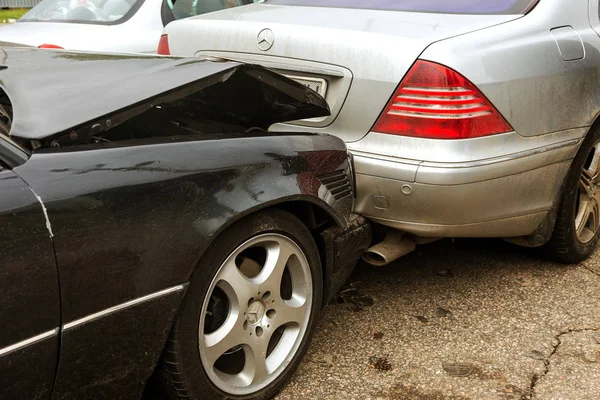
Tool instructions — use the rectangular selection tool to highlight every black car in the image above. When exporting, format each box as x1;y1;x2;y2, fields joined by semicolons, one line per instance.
0;48;371;400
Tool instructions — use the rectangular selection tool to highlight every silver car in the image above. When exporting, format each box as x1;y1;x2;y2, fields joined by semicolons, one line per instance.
162;0;600;264
0;0;250;52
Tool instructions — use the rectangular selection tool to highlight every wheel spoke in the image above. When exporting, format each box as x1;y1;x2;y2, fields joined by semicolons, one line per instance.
589;198;600;234
253;239;295;295
580;169;594;197
576;199;592;236
203;315;244;367
216;259;258;307
269;298;308;329
247;337;270;385
587;144;600;180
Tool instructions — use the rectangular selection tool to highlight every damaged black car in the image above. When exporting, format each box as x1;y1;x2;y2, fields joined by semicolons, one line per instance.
0;48;371;400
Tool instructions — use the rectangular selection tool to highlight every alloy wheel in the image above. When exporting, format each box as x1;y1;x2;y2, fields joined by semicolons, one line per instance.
576;140;600;243
199;233;313;396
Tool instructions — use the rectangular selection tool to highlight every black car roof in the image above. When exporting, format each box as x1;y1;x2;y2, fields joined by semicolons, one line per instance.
0;48;329;140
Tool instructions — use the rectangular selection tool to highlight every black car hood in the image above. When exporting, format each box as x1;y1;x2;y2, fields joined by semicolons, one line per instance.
0;48;330;140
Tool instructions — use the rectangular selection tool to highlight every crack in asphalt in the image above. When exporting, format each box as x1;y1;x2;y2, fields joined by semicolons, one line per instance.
580;264;600;278
522;328;599;400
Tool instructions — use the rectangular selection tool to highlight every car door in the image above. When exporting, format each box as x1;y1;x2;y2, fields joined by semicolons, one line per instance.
0;137;61;400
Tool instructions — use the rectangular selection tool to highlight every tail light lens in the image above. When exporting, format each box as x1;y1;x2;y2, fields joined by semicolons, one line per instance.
157;34;170;55
373;60;512;139
38;44;64;49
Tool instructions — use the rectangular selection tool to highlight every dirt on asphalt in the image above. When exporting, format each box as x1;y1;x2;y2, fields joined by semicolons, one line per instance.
275;239;600;400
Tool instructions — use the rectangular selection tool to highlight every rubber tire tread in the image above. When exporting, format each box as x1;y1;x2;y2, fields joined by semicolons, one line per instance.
544;127;600;264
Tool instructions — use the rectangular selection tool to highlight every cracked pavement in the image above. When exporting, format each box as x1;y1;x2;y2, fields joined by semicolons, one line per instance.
275;239;600;400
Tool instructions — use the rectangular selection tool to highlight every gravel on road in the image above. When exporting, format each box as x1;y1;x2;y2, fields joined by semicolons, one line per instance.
275;239;600;400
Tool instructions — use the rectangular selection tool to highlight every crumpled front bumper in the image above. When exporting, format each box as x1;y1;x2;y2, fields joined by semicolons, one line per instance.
321;215;371;304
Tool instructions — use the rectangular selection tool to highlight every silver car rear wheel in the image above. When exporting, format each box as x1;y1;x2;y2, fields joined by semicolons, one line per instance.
546;129;600;264
575;140;600;244
199;233;313;396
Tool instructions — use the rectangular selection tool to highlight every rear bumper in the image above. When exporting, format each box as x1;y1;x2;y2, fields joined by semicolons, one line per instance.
351;135;581;238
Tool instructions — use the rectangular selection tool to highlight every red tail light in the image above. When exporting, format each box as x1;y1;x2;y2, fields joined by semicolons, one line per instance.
38;44;64;49
157;34;170;55
373;60;512;139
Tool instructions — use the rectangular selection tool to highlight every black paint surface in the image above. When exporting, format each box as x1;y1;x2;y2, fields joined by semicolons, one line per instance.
0;168;60;400
0;335;59;400
0;50;366;399
2;131;358;398
51;287;186;400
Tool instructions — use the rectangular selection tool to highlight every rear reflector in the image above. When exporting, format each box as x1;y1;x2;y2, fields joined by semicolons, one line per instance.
373;60;512;139
157;34;170;55
38;44;64;49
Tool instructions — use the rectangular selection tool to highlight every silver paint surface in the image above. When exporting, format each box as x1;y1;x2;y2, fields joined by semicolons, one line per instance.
164;0;600;238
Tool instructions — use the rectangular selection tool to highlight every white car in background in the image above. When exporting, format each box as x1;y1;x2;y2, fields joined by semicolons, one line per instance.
0;0;251;52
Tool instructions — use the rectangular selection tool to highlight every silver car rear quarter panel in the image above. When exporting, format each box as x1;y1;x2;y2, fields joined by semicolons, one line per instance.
420;0;600;138
349;0;599;237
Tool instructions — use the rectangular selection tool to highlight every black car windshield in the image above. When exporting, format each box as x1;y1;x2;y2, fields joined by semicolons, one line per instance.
20;0;143;24
264;0;539;14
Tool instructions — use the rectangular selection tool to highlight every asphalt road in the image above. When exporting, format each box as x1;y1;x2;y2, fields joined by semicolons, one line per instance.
146;238;600;399
275;238;600;400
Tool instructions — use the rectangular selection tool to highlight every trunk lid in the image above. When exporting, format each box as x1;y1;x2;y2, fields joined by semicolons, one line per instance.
167;4;521;142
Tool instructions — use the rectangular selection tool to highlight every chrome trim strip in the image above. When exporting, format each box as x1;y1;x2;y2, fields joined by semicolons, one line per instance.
0;328;58;357
351;137;581;170
63;285;185;331
420;138;581;169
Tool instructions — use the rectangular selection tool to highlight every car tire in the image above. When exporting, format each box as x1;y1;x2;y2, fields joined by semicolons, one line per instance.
544;127;600;263
158;209;323;400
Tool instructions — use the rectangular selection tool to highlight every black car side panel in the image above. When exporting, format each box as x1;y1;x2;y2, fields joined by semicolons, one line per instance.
51;287;186;400
14;133;352;397
0;168;60;400
15;134;351;323
2;337;59;400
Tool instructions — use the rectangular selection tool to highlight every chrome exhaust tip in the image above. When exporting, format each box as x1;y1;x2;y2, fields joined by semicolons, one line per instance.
361;230;417;267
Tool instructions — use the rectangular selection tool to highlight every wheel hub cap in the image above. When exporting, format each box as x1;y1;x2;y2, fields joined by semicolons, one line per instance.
246;300;265;325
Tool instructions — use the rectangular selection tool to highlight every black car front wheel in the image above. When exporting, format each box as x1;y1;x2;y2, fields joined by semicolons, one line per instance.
158;209;322;400
545;127;600;263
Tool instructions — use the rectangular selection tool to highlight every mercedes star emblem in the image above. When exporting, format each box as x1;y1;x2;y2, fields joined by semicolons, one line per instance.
257;28;274;51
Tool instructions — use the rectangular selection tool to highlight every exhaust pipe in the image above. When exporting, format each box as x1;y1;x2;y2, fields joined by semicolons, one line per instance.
361;230;417;267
